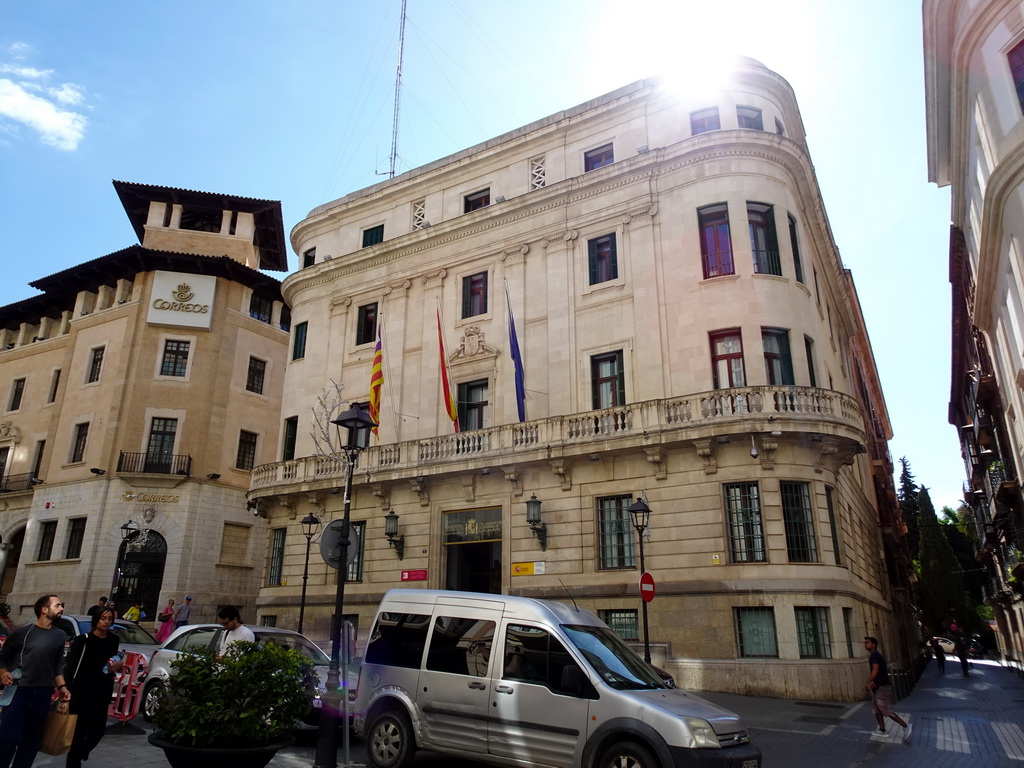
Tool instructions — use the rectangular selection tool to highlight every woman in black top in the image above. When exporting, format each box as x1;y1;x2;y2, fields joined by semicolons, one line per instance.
65;607;121;768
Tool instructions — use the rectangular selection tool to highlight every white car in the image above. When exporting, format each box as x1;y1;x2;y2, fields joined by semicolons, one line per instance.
932;637;957;655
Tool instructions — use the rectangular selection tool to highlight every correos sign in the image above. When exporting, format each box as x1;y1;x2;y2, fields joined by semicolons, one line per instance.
147;271;216;329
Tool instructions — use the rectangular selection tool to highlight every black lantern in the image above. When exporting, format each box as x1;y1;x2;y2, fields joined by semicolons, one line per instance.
627;497;652;664
384;510;405;559
297;513;321;635
525;494;547;550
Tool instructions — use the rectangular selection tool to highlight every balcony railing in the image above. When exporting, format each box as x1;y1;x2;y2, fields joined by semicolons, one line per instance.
752;249;782;276
701;251;735;279
251;385;863;492
0;472;41;493
117;452;193;476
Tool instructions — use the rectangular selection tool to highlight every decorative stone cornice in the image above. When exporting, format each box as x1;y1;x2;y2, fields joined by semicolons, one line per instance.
692;438;717;475
371;483;390;510
643;446;667;480
550;460;571;491
503;468;523;497
410;476;429;506
461;475;476;503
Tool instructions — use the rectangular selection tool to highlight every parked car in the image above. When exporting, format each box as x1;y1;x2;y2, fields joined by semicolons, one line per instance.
932;637;956;655
56;614;161;659
140;624;353;728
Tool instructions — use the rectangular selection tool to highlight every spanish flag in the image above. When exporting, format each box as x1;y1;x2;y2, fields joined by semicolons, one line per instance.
368;321;383;436
437;308;460;432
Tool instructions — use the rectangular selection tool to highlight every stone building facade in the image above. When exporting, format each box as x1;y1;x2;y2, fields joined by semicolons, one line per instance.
251;60;912;699
0;181;289;624
925;0;1024;666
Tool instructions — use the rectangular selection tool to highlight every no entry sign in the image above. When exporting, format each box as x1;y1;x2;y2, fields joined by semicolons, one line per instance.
640;571;655;603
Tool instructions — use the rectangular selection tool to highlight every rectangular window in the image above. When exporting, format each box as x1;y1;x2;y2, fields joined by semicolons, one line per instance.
365;611;431;669
246;357;267;394
690;107;721;134
762;328;794;385
748;203;781;275
302;248;316;269
530;156;546;189
292;322;307;360
87;347;104;384
588;234;618;285
725;483;765;563
236;430;258;471
591;351;625;409
279;306;291;332
8;378;25;411
775;117;785;136
160;340;190;377
261;615;277;627
1009;38;1024;114
282;416;298;461
37;520;57;561
0;446;7;479
805;337;818;387
457;380;489;431
146;418;177;472
33;440;45;479
788;215;804;283
710;330;745;388
736;106;764;130
462;272;488;318
268;527;286;586
346;520;367;582
425;614;495;676
795;607;832;659
48;369;61;403
412;199;426;229
825;486;842;565
65;518;86;559
698;204;733;278
598;609;639;641
734;607;778;658
362;224;384;248
843;607;854;658
70;423;90;463
356;303;378;345
464;189;490;213
781;481;818;563
584;143;614;171
249;294;273;323
597;495;635;569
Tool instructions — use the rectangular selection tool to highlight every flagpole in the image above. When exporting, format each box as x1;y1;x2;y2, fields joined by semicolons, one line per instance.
436;298;460;433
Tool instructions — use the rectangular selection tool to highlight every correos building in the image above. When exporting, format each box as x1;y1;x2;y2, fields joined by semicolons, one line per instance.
0;181;290;625
253;59;913;700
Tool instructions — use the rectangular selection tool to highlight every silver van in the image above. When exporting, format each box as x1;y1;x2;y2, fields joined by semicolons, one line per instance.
354;589;761;768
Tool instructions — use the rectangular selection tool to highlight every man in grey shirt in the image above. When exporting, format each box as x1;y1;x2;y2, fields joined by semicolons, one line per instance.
0;594;72;767
174;595;193;628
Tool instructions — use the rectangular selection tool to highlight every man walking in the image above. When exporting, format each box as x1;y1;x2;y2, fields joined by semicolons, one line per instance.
85;596;107;618
216;606;255;658
173;595;193;629
0;595;73;767
864;636;911;741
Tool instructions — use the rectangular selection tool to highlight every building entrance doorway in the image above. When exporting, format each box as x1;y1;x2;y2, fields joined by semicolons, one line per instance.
443;507;501;594
113;529;167;619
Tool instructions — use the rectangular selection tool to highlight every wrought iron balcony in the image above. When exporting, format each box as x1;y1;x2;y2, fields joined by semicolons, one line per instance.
251;385;864;493
0;472;42;493
117;451;193;476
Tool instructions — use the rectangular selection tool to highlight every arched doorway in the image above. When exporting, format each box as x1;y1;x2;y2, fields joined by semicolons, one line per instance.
113;530;167;620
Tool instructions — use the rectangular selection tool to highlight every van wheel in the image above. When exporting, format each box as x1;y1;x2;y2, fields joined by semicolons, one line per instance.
142;680;165;722
367;709;415;768
600;741;657;768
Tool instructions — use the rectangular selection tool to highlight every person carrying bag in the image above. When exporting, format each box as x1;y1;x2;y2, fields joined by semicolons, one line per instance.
39;701;76;756
63;607;120;768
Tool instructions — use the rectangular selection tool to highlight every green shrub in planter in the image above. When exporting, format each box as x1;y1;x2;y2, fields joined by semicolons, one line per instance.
153;640;318;748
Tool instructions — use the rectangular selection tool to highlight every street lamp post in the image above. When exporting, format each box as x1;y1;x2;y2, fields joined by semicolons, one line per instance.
313;404;377;768
113;520;140;603
628;498;652;664
297;512;321;635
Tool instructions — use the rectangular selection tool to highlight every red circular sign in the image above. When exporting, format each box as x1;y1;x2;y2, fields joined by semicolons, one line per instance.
639;572;656;603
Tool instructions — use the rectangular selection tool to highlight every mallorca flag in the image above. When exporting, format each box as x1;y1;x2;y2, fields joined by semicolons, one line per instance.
506;288;527;422
437;309;460;432
368;322;383;436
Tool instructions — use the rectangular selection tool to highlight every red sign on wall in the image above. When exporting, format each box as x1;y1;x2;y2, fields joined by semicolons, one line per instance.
401;570;428;581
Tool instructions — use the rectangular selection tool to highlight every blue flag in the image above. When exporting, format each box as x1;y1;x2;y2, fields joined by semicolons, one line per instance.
507;289;527;422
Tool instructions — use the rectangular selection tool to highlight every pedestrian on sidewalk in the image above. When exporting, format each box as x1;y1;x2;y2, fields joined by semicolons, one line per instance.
154;599;175;643
864;636;911;739
954;636;970;676
0;594;73;768
65;607;122;768
931;638;946;675
173;595;193;629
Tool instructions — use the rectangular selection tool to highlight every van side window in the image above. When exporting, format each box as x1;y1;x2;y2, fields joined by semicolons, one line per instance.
365;612;431;669
425;616;495;677
503;624;595;698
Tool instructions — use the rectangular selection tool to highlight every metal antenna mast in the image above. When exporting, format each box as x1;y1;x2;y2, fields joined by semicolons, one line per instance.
385;0;408;178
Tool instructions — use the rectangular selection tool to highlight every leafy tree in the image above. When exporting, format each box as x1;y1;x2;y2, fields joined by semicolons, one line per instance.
917;487;974;635
898;457;921;559
939;503;987;606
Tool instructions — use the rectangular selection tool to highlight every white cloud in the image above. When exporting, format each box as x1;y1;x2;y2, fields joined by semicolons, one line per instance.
50;83;85;106
0;64;52;79
7;43;32;59
0;78;87;150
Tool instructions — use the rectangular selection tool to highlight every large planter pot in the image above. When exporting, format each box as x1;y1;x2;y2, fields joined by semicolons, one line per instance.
148;732;295;768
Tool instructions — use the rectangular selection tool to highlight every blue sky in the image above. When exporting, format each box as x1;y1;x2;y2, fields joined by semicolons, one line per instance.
0;1;959;509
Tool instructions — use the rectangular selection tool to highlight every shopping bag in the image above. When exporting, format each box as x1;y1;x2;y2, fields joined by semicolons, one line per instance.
39;702;77;756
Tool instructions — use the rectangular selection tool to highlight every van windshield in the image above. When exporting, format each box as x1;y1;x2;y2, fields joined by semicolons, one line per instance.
562;624;666;690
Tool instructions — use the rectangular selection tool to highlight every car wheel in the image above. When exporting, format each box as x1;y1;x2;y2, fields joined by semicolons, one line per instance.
367;709;415;768
142;680;165;722
599;741;658;768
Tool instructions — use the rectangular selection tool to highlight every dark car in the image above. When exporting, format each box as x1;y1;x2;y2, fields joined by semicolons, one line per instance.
140;624;346;728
